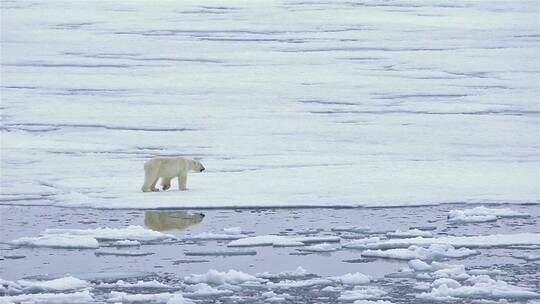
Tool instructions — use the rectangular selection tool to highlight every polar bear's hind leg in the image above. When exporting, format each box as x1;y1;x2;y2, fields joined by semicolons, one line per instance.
178;172;187;191
142;162;160;192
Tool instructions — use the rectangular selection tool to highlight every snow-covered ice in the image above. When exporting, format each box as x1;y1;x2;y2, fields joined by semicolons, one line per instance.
228;235;340;247
44;225;176;242
387;229;433;238
1;1;538;210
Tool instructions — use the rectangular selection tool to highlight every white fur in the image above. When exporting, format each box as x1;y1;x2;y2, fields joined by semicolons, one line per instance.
141;156;205;192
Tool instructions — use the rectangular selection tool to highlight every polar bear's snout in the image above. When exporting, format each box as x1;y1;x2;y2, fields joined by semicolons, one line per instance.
200;165;205;172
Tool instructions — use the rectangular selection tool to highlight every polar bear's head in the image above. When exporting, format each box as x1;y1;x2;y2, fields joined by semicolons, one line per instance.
189;159;205;172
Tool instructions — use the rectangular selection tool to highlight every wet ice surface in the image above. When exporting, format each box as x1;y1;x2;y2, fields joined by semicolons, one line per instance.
1;204;539;303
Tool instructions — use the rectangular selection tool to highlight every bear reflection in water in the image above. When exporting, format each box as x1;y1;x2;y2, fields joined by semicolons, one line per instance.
144;211;205;232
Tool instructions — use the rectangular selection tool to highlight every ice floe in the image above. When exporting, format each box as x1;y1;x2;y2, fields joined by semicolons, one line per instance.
448;206;530;223
387;229;433;238
331;273;370;285
417;275;539;301
184;249;256;256
183;227;246;241
338;286;387;301
0;290;94;304
96;279;173;289
106;291;193;303
346;233;540;249
228;235;340;247
184;283;234;297
16;276;89;292
111;240;141;247
256;267;313;280
298;243;341;253
184;269;265;285
44;225;176;242
94;249;154;256
362;244;478;261
11;234;99;249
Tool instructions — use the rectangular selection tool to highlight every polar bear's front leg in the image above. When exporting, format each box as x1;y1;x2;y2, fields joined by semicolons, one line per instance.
161;177;171;191
178;172;187;191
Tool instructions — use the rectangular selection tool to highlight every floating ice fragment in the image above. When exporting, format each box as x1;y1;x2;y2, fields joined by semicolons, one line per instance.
417;275;539;300
257;266;312;280
0;290;93;304
298;243;340;252
331;272;370;285
338;286;387;301
362;244;478;261
184;283;233;297
44;225;176;242
448;206;529;223
184;249;256;256
11;234;99;249
228;235;340;247
331;226;370;233
184;269;265;285
387;229;432;238
96;280;173;289
17;276;89;292
111;240;141;247
94;249;154;256
107;291;194;303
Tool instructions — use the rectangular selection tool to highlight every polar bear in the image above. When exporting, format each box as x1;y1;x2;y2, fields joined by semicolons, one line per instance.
141;156;205;192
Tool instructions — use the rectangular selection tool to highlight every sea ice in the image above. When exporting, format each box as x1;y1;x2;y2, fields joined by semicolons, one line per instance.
228;235;340;247
94;249;154;256
0;290;93;304
417;275;539;301
16;276;89;292
184;249;256;256
331;272;370;285
107;291;194;303
448;206;530;223
184;269;265;285
256;267;312;280
387;229;433;238
44;225;176;242
96;279;173;289
11;234;99;249
361;244;478;260
298;243;341;252
184;283;234;297
338;286;387;301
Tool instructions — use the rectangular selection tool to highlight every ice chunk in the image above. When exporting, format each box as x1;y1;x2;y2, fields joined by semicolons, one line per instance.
184;283;233;297
417;275;539;300
112;240;141;247
343;237;381;249
183;227;245;241
23;271;154;283
0;290;93;303
338;286;387;301
298;243;340;252
331;226;370;233
184;269;265;285
17;276;89;292
44;225;176;242
11;234;99;249
94;249;154;256
331;272;370;285
269;278;333;289
184;249;256;256
222;227;242;235
228;235;340;247
351;301;395;304
96;280;173;289
408;259;432;271
107;291;193;303
448;206;530;223
357;233;540;249
387;229;432;238
362;244;478;260
257;267;312;280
